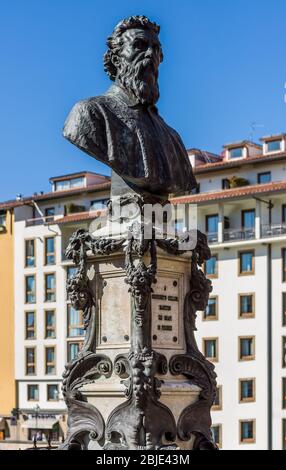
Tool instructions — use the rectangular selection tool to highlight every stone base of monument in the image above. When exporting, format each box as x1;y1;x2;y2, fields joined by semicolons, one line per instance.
60;204;217;451
77;249;201;449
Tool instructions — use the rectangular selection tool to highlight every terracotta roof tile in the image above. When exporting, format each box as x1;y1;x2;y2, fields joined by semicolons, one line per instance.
0;181;111;210
193;151;286;174
172;180;286;204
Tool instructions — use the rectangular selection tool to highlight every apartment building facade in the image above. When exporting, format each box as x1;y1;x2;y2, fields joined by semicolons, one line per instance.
180;133;286;450
0;206;16;439
3;171;110;442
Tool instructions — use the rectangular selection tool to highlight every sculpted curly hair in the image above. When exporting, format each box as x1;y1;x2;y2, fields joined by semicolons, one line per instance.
103;15;163;81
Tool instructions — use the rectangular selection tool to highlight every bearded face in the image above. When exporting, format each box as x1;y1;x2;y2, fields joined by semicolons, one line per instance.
114;28;162;106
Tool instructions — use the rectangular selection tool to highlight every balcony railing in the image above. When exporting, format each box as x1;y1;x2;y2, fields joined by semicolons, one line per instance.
25;215;56;227
206;232;219;244
261;223;286;238
223;227;255;242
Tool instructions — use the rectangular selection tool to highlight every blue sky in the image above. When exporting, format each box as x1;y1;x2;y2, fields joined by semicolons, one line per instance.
1;0;286;201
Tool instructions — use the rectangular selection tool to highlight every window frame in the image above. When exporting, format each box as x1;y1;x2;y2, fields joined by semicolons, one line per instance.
47;384;59;402
45;309;56;339
211;424;222;448
239;378;256;403
27;384;39;402
282;205;286;224
282;293;286;327
257;171;271;184
44;236;56;266
212;385;222;411
44;273;56;302
239;336;255;361
204;254;218;279
203;337;219;362
25;274;36;304
205;213;219;234
265;139;282;154
282;378;286;410
25;311;36;340
282;249;286;283
238;293;255;319
67;341;83;362
282;337;286;368
229;147;244;160
45;346;56;375
24;239;36;268
203;296;218;321
241;209;255;229
238;250;255;276
67;304;85;338
25;347;36;376
239;419;256;444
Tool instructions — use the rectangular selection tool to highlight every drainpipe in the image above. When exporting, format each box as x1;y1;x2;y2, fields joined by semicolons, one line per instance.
267;242;272;450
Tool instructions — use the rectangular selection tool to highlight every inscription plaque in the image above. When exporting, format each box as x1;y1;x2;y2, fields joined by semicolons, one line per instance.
151;275;180;348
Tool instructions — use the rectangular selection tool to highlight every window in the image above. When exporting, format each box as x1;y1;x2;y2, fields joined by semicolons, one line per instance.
212;386;222;410
257;172;271;184
45;310;56;338
222;178;230;190
266;140;281;153
47;384;59;401
211;425;222;448
282;378;286;409
239;337;255;361
55;177;84;191
67;266;77;280
205;255;218;278
25;275;36;303
283;419;286;450
206;214;218;234
282;337;286;368
191;183;200;194
25;311;36;339
203;338;218;362
90;199;109;210
67;342;83;362
45;347;56;375
240;420;255;444
283;293;286;327
241;209;255;230
27;384;39;401
204;297;218;321
45;273;56;302
239;251;255;275
239;294;255;318
45;207;55;222
25;240;35;267
26;347;36;375
229;147;244;159
45;237;55;265
283;205;286;224
283;249;286;282
67;305;84;337
0;210;6;227
239;379;255;403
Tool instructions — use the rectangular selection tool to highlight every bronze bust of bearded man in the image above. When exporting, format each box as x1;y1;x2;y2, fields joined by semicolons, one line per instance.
63;15;196;198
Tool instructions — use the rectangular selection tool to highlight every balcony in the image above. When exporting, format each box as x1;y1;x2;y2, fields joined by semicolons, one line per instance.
261;223;286;238
223;227;255;242
25;215;56;227
206;231;219;244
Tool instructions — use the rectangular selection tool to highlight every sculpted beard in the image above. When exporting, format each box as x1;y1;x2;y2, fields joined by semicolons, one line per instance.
117;56;159;105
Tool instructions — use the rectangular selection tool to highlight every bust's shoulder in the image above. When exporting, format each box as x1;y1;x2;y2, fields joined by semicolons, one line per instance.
68;95;108;116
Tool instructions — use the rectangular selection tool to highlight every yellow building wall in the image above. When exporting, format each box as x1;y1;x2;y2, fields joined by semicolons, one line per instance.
0;210;15;415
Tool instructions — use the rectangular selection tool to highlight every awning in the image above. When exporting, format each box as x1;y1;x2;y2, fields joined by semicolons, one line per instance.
0;418;7;431
21;418;58;430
